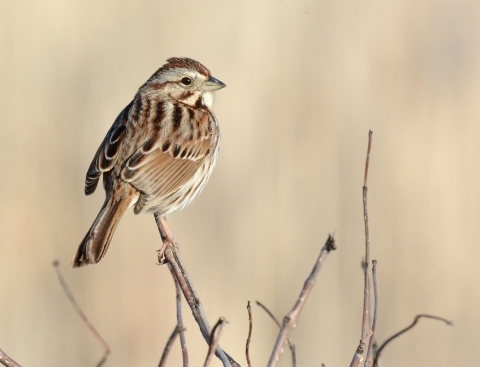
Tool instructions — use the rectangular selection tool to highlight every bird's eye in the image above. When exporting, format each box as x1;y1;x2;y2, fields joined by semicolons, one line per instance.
181;77;192;86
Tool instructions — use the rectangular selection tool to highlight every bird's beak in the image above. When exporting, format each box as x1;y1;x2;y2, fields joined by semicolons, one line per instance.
202;76;226;92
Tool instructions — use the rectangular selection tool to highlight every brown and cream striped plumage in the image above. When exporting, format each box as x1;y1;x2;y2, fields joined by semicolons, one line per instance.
73;57;225;267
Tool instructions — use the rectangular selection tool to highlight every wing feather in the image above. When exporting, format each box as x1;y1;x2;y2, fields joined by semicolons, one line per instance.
84;103;131;195
121;134;211;214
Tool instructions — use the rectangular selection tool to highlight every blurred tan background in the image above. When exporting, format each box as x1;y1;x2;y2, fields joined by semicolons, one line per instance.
1;0;479;366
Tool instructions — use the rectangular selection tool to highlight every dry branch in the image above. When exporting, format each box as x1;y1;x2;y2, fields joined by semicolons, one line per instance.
204;318;227;367
266;232;336;367
53;260;110;367
361;130;373;341
154;214;240;367
364;260;378;367
246;302;252;367
0;349;22;367
168;264;188;367
158;325;181;367
256;301;296;367
372;314;452;367
349;131;374;367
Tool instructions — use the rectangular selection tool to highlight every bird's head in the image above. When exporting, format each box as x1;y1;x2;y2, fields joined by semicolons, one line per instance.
142;57;226;109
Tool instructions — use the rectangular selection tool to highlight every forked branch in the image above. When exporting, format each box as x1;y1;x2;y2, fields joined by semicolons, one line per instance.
266;232;337;367
154;214;240;367
204;318;228;367
256;301;296;367
158;325;181;367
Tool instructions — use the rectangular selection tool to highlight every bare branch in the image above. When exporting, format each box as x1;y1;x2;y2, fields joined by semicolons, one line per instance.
365;262;382;367
349;330;373;367
52;260;110;367
204;318;227;367
168;264;189;367
267;232;337;367
246;302;253;367
158;325;181;367
361;130;373;341
365;260;378;367
255;301;296;367
350;131;374;367
154;214;240;367
372;314;452;367
0;348;22;367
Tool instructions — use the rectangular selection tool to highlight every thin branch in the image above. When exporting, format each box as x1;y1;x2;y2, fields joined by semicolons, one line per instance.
372;314;452;367
52;260;110;367
168;264;188;367
255;301;296;367
362;130;373;341
0;348;22;367
350;131;374;367
349;331;373;367
364;260;378;367
154;214;240;367
365;262;382;367
158;325;181;367
267;232;337;367
246;302;253;367
204;318;227;367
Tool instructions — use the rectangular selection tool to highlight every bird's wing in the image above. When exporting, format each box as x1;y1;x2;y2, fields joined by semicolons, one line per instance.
121;130;211;214
84;103;131;195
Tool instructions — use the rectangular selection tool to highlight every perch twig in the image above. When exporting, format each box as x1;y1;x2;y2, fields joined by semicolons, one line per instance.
154;214;240;367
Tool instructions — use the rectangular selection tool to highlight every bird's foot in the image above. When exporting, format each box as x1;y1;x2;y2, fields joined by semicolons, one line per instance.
156;237;180;265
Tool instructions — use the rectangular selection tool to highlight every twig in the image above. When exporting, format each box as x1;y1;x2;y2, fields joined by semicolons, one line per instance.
362;131;373;341
365;262;382;367
255;301;296;367
158;325;181;367
154;214;240;367
246;302;253;367
0;348;22;367
204;318;227;367
349;331;373;367
372;314;452;367
349;131;374;367
364;260;378;367
266;232;337;367
52;260;110;367
168;264;188;367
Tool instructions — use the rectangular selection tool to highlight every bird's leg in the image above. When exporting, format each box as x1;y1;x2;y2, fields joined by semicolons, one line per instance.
154;214;180;264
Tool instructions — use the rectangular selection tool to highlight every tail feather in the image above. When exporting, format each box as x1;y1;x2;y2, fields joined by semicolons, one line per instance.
73;197;129;267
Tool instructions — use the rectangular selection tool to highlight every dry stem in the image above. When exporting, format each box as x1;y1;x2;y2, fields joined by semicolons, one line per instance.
361;130;373;342
372;314;452;367
256;301;296;367
154;214;240;367
266;232;336;367
158;325;181;367
246;302;253;367
204;318;227;367
364;260;378;367
0;349;22;367
168;263;188;367
53;260;110;367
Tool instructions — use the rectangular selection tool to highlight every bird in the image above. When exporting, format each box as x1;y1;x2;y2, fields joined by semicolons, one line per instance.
73;57;226;267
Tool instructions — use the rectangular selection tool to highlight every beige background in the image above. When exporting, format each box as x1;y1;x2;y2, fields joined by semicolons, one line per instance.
1;1;479;366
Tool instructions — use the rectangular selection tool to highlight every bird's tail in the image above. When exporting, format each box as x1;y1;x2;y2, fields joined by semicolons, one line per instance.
72;197;130;267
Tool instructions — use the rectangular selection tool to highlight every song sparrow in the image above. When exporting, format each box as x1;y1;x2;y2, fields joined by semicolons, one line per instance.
73;57;226;267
